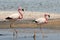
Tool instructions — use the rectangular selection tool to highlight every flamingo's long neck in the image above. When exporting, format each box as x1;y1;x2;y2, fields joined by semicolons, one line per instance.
44;15;48;21
18;10;23;19
44;15;48;23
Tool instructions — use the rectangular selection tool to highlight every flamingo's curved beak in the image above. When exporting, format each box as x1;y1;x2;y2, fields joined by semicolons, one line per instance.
48;15;50;18
22;9;24;11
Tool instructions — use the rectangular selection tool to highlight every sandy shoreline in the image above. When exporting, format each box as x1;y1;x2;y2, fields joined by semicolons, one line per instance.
0;11;60;19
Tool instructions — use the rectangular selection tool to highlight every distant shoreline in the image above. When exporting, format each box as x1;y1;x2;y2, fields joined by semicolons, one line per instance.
0;11;60;19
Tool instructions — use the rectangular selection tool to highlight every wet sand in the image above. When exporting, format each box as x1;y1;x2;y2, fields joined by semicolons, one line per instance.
0;19;60;29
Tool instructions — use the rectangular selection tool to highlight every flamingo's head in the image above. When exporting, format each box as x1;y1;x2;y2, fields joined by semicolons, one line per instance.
18;7;24;11
44;14;50;18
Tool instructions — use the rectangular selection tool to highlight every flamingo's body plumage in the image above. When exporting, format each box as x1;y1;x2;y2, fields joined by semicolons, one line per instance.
34;14;50;24
35;18;47;24
7;14;20;19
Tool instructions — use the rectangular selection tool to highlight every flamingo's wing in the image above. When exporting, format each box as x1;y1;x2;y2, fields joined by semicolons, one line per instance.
9;14;19;19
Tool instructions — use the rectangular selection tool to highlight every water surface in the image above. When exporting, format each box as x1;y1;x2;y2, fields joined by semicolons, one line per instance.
0;0;60;13
0;28;60;40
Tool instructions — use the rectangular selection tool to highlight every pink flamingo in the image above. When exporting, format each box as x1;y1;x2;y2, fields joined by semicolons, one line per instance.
5;7;24;28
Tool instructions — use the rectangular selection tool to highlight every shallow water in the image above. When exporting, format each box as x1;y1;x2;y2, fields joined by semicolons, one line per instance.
0;0;60;13
0;28;60;40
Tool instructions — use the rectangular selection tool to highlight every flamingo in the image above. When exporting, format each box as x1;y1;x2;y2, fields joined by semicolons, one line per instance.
5;7;24;28
34;14;50;40
34;14;50;24
5;7;24;40
5;7;24;26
